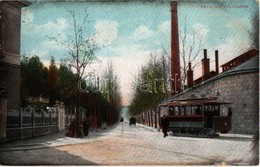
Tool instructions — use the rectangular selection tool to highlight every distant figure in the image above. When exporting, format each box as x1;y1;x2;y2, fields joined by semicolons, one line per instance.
68;119;76;137
83;119;89;136
120;117;124;122
195;107;202;115
228;108;232;117
161;115;169;138
129;116;136;126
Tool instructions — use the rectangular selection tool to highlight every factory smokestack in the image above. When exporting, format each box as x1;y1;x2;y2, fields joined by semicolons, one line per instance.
187;62;193;88
171;0;181;95
215;50;219;74
202;49;210;79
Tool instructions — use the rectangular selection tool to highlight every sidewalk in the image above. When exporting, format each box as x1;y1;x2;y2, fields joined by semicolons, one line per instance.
0;122;254;152
0;122;130;151
0;122;255;165
0;128;117;152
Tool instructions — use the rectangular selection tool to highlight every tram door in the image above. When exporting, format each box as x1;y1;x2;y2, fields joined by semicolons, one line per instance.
204;105;220;129
205;112;213;128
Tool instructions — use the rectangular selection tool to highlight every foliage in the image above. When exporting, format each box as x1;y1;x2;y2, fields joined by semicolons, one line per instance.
21;55;48;106
20;55;76;107
57;63;77;107
47;56;59;105
100;62;122;125
129;53;170;116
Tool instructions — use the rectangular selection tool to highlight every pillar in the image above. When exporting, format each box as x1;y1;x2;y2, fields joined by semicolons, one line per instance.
57;103;65;132
0;94;7;140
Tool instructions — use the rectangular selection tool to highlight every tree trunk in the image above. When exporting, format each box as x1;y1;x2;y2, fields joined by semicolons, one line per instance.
148;111;150;127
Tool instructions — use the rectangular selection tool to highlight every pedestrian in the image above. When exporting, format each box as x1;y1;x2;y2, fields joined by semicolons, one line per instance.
161;115;169;138
228;108;232;117
83;118;89;136
68;119;76;137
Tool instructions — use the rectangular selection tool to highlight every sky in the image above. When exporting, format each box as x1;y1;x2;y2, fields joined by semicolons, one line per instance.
21;0;259;106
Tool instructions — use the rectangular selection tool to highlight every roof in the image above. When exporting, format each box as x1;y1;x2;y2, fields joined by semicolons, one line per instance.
186;51;259;93
222;54;259;74
160;97;232;107
165;50;259;102
1;1;32;8
221;48;259;67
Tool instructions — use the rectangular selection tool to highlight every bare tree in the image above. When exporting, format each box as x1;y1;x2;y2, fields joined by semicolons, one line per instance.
179;16;206;87
101;62;122;126
163;16;206;89
48;9;99;137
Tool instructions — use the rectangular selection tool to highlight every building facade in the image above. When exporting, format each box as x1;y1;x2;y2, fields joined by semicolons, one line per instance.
168;49;259;135
0;1;31;140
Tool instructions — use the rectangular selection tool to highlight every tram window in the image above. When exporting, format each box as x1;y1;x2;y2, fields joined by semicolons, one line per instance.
211;105;214;111
169;107;174;115
205;105;209;111
186;106;191;115
195;106;202;115
180;107;185;115
174;107;179;116
191;107;195;115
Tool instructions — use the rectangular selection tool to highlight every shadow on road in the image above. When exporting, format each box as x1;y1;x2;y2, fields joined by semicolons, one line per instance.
0;144;97;165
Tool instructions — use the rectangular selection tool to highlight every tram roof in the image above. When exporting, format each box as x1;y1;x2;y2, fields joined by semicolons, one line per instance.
160;97;232;107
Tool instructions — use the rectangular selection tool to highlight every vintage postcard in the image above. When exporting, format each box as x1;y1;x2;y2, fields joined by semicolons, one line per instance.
0;0;258;165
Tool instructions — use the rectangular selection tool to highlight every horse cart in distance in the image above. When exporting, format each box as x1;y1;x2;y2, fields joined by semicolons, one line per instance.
129;116;137;126
159;97;232;137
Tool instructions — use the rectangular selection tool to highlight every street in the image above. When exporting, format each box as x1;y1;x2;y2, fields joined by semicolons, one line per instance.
0;122;255;165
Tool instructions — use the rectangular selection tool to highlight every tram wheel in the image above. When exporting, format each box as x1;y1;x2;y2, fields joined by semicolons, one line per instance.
198;129;207;136
172;129;178;135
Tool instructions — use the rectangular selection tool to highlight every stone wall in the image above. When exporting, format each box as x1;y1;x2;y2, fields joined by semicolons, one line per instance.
2;63;21;112
0;1;30;141
171;72;259;135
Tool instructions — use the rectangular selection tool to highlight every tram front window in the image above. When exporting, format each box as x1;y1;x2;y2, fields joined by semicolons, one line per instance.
169;107;174;116
195;106;202;115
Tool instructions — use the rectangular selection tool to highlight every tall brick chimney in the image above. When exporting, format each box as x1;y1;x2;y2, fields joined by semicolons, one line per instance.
171;0;181;94
202;49;210;80
187;62;193;88
215;50;219;74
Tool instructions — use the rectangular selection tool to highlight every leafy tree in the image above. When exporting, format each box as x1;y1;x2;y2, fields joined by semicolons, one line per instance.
57;63;77;107
21;55;49;106
129;53;170;116
101;62;122;126
47;56;59;105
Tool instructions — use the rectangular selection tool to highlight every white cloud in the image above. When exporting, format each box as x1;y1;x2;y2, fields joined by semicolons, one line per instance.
38;18;69;39
133;26;154;40
38;18;68;30
158;20;170;33
103;54;150;105
83;43;153;106
23;49;48;58
95;20;119;46
21;9;34;34
192;23;209;38
21;9;34;24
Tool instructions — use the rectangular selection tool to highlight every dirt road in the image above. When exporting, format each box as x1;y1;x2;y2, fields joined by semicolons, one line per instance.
0;122;255;165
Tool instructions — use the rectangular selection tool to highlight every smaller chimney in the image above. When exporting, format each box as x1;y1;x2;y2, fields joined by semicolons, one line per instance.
187;62;193;88
215;50;219;74
204;49;207;59
202;49;210;79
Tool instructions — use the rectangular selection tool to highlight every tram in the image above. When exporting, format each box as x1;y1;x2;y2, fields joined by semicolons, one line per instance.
159;97;232;136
